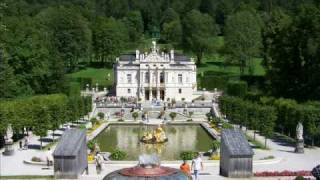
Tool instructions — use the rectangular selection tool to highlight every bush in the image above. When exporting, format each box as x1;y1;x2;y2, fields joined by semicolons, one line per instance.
199;72;239;91
169;112;177;121
31;156;42;162
295;176;304;180
227;81;248;98
180;151;197;160
110;149;127;160
222;122;233;129
132;112;139;121
211;140;220;152
97;112;105;120
87;140;96;152
90;117;98;126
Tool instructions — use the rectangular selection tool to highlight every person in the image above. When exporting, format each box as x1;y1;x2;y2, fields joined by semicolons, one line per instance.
19;140;23;150
180;160;191;176
24;136;29;149
46;148;53;167
191;152;203;180
95;152;103;174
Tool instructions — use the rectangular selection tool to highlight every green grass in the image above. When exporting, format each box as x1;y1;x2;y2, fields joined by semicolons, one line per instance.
245;133;269;150
68;68;114;87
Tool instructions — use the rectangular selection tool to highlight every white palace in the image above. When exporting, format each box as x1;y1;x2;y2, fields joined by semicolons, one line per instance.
114;41;197;102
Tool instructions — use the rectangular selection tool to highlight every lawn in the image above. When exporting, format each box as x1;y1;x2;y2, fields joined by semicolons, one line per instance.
68;68;114;87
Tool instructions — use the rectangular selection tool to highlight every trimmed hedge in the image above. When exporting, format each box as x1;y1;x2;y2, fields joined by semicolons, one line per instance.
227;81;248;98
199;72;239;91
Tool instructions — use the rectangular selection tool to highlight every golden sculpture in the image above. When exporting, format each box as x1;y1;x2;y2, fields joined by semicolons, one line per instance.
141;125;168;144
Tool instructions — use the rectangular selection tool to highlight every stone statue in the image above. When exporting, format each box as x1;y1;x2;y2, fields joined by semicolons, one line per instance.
3;124;14;155
296;122;303;140
295;122;304;153
5;124;13;142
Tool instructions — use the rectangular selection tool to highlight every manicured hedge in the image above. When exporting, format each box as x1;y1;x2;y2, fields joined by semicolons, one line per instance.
198;72;239;91
227;81;248;97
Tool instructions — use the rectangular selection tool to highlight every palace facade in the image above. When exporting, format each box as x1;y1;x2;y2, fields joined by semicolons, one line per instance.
114;42;197;101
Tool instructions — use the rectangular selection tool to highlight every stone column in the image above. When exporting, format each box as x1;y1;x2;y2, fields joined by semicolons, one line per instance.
149;87;152;100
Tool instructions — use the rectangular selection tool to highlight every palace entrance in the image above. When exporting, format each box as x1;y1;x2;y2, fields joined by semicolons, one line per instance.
145;90;150;101
160;90;165;100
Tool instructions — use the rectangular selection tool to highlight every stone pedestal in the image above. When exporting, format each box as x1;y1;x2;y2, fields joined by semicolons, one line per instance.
295;139;304;153
2;140;14;156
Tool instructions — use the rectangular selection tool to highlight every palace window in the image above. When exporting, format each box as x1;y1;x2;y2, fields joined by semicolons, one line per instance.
145;72;149;83
127;74;132;83
165;72;169;83
178;74;183;84
128;89;131;94
160;72;164;83
179;88;182;94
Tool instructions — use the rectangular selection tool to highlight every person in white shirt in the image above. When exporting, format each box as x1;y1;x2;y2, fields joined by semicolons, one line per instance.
191;152;203;180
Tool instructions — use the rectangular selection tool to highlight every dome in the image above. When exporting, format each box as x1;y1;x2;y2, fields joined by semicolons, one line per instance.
103;154;191;180
103;166;190;180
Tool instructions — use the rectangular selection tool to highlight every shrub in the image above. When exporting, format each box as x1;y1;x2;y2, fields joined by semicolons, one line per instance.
97;112;105;120
132;112;139;121
87;140;96;152
118;119;124;122
90;117;98;126
189;111;194;118
31;156;42;162
295;176;304;180
209;154;220;160
206;113;212;121
211;140;220;152
222;122;233;129
180;151;197;160
110;149;127;160
169;112;177;121
227;81;248;98
79;124;86;130
187;119;193;122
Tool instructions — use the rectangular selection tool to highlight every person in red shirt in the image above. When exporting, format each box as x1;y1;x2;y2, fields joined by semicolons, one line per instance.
180;159;191;176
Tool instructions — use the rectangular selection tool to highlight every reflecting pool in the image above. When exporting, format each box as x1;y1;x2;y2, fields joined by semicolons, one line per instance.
95;124;214;160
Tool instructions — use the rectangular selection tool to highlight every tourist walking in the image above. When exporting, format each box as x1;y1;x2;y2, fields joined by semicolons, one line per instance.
46;148;53;167
191;152;203;180
180;159;191;177
95;152;103;174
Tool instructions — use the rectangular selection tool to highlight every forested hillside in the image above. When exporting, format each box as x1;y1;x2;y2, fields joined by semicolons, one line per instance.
0;0;319;101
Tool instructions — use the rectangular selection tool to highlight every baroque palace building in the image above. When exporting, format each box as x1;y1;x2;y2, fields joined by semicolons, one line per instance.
114;41;197;101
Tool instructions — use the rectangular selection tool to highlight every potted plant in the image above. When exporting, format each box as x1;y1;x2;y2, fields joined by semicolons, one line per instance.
132;112;139;121
169;112;177;121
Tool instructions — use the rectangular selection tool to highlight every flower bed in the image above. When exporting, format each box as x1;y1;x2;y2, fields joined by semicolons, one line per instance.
254;170;311;177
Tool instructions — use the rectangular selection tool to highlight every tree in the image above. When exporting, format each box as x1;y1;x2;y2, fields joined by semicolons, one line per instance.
123;11;144;42
92;17;128;64
211;140;220;153
224;8;263;75
259;105;276;148
263;6;320;101
162;20;182;45
32;104;51;149
132;112;139;121
97;112;105;120
182;10;217;65
0;50;19;99
36;6;92;72
169;112;177;121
